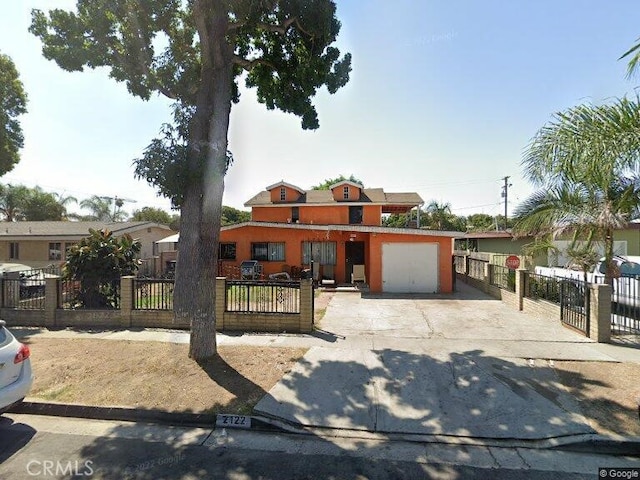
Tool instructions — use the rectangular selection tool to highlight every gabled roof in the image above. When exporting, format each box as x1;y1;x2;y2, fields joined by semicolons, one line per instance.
264;181;306;194
0;221;172;239
329;180;364;190
244;185;423;207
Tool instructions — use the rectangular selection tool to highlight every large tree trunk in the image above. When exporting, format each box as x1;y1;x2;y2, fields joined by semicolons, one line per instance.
173;0;233;361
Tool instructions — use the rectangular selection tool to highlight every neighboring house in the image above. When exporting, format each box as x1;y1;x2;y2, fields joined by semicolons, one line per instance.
0;221;173;271
458;227;640;267
162;180;464;293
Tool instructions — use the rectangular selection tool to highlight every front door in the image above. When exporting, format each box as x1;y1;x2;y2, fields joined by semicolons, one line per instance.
345;241;365;283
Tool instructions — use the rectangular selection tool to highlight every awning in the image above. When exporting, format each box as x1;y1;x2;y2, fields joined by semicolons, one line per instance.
156;233;179;243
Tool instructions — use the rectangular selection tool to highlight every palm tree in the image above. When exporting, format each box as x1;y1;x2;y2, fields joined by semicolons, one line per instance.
79;195;115;222
425;201;453;230
54;192;77;220
513;97;640;284
0;184;30;221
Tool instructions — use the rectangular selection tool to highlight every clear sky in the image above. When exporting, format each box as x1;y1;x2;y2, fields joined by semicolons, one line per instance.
1;1;639;220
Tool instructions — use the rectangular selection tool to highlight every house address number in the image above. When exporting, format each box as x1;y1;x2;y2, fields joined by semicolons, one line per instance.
216;414;251;429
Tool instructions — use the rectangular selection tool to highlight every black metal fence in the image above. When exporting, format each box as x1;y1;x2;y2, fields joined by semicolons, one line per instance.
490;265;516;292
225;280;301;313
594;277;640;335
1;266;59;310
134;278;174;310
559;278;590;335
525;272;562;304
59;280;121;310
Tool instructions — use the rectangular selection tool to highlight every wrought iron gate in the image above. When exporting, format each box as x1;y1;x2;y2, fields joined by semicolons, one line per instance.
559;279;590;336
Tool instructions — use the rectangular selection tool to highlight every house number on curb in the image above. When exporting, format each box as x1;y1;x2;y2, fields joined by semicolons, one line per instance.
216;414;252;429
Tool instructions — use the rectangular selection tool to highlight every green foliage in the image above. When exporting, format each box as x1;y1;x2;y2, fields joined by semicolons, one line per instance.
79;195;128;222
0;52;28;175
131;206;172;224
31;1;351;205
63;229;141;308
311;175;363;190
514;96;640;283
22;187;65;221
221;206;250;226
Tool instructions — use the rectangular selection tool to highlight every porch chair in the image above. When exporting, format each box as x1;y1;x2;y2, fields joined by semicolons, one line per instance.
351;264;366;283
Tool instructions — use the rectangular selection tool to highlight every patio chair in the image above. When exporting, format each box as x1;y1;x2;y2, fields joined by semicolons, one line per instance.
351;264;366;283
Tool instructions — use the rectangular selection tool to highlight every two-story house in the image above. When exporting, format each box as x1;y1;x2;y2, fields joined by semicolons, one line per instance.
213;180;463;293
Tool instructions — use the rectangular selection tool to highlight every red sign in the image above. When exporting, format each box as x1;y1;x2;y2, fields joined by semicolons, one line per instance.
505;255;520;270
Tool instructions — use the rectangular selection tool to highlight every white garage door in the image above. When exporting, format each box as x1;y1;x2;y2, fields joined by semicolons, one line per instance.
382;243;439;293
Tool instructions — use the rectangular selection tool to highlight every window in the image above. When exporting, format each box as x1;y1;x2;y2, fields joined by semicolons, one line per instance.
9;242;19;260
251;242;285;261
219;242;236;260
49;242;62;261
302;241;337;265
291;207;299;223
343;186;349;199
280;187;286;201
349;206;363;224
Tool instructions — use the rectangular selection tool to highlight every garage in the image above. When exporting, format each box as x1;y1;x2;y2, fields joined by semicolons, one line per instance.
382;242;439;293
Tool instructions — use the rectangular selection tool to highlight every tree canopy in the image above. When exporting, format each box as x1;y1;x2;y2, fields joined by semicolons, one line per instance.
31;0;351;360
131;206;173;225
0;52;28;175
311;175;363;190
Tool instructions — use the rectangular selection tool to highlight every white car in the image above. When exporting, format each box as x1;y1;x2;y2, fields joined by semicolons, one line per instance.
0;320;33;413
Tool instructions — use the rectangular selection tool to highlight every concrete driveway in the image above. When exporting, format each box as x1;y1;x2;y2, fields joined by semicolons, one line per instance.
255;283;617;440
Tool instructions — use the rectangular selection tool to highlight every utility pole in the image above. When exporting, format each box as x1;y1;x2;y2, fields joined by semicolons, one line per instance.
501;176;512;230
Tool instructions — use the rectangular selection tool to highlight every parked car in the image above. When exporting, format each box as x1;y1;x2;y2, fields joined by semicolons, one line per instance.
0;320;33;413
0;263;58;298
535;255;640;308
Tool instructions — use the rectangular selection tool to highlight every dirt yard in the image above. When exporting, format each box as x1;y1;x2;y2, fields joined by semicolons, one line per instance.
25;338;306;414
554;361;640;437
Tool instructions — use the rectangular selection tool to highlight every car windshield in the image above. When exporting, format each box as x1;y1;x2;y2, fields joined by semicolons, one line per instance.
620;262;640;277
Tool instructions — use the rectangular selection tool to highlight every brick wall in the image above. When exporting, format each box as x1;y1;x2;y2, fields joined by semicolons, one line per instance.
0;276;313;334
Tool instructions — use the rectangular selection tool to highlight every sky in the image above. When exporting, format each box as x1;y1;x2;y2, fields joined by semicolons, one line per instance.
1;1;639;220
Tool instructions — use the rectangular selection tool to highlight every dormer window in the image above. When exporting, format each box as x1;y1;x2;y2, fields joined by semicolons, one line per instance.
280;187;286;201
343;186;349;199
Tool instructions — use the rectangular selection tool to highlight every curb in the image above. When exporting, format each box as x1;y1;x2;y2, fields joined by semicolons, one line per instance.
8;401;285;432
9;401;640;456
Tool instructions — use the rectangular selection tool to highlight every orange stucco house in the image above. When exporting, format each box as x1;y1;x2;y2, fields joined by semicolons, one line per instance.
214;180;463;294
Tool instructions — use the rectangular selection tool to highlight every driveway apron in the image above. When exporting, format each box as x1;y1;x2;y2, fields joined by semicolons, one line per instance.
254;283;611;439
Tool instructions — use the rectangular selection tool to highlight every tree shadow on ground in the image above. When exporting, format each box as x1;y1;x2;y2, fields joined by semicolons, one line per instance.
255;348;622;440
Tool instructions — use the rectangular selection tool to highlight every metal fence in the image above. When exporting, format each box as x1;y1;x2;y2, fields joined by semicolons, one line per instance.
134;278;174;310
225;280;300;313
594;277;640;335
559;278;590;335
1;266;59;310
467;258;487;281
490;265;515;292
59;280;121;310
524;272;561;304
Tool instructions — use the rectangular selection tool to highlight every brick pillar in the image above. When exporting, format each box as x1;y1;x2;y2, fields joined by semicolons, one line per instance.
120;276;134;328
45;276;59;328
515;268;527;311
215;277;226;331
589;283;611;342
299;279;313;333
